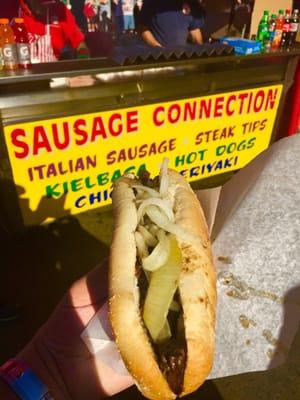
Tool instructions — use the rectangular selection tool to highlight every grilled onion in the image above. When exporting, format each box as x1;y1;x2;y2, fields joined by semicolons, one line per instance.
142;230;171;272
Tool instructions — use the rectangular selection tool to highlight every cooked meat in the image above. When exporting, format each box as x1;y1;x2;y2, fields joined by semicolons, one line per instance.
138;271;187;394
155;340;186;395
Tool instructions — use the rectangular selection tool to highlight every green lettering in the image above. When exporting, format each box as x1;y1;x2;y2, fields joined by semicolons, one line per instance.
46;184;61;198
85;176;96;189
137;164;147;175
97;173;109;185
111;169;122;182
125;165;136;175
71;179;83;192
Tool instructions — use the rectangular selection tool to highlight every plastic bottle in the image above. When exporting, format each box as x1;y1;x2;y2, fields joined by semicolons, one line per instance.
257;10;270;50
280;9;291;49
288;9;299;47
12;18;31;69
268;14;277;44
272;10;284;49
0;19;18;70
0;29;4;70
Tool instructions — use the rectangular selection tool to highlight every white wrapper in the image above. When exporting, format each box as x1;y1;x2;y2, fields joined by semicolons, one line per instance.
81;134;300;380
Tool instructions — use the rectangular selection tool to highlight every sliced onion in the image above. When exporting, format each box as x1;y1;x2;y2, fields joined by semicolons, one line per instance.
148;223;160;237
137;198;174;223
135;231;149;260
143;236;182;342
142;230;171;271
145;205;198;245
132;185;160;198
137;225;157;247
159;158;169;198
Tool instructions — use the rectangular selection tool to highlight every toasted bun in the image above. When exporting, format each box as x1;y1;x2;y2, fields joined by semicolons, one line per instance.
109;171;216;399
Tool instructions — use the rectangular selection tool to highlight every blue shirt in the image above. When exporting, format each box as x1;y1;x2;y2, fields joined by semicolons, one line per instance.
139;0;204;47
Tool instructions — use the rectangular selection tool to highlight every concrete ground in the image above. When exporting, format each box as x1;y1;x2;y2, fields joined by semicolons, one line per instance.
1;209;299;400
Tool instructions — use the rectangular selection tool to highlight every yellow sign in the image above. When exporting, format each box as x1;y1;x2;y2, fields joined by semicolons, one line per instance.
4;84;282;225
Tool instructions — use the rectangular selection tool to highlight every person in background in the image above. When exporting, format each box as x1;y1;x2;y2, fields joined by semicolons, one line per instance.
83;0;99;32
113;0;135;35
15;0;88;62
134;0;143;32
228;0;255;38
99;0;112;32
70;0;88;32
122;0;135;33
113;0;123;35
139;0;204;47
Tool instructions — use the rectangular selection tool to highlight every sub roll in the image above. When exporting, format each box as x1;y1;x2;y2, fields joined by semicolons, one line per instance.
109;160;216;399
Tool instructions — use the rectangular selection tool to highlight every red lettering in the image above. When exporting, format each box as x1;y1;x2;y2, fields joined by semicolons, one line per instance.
91;117;107;142
254;90;265;112
183;101;197;121
168;104;181;123
195;132;203;145
238;93;248;114
265;88;278;110
109;113;123;136
169;138;176;150
153;106;165;126
106;150;116;165
52;122;70;150
149;143;157;155
11;129;29;159
127;111;139;132
199;99;211;119
139;144;148;158
214;96;224;117
74;119;88;145
226;95;236;116
33;126;52;156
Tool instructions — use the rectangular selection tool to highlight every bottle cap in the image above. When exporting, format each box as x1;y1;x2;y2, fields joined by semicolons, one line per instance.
14;18;24;23
271;14;277;18
263;10;269;14
0;18;9;24
279;9;284;14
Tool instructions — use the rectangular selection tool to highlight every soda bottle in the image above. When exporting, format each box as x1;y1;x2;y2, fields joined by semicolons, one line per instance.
0;19;18;70
0;33;4;71
268;14;277;44
12;18;31;69
288;9;299;47
257;10;270;50
272;9;284;49
280;9;291;49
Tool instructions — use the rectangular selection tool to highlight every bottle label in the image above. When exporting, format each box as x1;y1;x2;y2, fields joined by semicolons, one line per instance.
290;22;299;32
17;43;31;65
283;22;290;32
3;44;18;66
269;24;276;32
273;30;282;47
0;48;3;70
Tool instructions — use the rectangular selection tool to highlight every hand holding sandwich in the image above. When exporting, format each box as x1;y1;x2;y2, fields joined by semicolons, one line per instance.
1;162;216;400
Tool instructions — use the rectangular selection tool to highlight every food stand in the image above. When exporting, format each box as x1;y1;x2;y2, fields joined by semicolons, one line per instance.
0;46;299;230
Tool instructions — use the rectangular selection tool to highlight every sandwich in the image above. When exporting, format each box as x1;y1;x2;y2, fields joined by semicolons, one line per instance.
109;159;216;399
